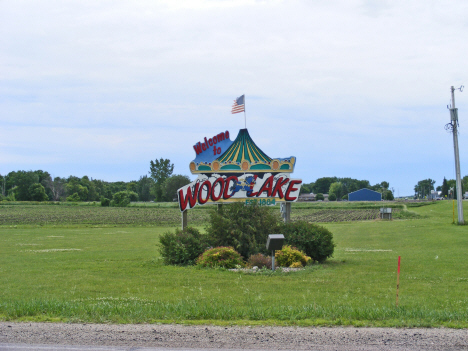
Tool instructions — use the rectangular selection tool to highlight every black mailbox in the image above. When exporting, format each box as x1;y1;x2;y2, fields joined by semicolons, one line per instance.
266;234;285;251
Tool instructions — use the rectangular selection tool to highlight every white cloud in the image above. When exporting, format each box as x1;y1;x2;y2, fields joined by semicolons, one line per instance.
1;0;468;194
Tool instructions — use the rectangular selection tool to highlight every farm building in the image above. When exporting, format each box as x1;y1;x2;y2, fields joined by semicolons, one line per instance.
348;188;382;202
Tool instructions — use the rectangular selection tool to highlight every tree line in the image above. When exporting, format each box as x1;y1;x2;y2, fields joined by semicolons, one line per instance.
414;176;468;199
0;158;191;204
300;177;394;201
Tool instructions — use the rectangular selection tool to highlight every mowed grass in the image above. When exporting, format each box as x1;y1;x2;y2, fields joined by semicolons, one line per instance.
0;201;467;327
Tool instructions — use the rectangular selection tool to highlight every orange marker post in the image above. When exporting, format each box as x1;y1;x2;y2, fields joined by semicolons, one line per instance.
396;256;401;307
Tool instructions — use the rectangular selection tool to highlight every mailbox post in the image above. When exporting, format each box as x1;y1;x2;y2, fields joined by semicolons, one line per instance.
266;234;285;271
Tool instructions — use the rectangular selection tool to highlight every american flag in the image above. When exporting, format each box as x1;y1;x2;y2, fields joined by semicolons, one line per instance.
231;95;245;114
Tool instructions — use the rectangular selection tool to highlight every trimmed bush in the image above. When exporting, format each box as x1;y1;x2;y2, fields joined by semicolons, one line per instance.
275;245;311;268
159;227;209;265
196;246;244;269
281;221;335;263
247;253;272;269
315;193;324;201
328;193;337;201
205;202;280;259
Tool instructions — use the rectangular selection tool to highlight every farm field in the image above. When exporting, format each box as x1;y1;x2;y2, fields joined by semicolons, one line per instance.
0;200;467;327
0;201;408;226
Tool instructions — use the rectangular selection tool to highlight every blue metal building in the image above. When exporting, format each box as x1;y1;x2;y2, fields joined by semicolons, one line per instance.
348;188;382;201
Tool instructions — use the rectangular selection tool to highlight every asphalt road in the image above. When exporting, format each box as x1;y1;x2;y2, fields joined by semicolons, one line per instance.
1;322;468;351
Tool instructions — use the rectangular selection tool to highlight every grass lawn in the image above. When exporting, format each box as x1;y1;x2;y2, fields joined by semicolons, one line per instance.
0;200;467;327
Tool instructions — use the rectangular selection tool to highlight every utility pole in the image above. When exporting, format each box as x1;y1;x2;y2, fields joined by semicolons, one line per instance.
449;86;464;224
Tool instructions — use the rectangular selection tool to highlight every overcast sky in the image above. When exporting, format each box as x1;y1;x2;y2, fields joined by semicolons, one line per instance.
1;0;468;196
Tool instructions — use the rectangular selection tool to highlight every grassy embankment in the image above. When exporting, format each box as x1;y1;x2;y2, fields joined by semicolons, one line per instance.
0;200;467;327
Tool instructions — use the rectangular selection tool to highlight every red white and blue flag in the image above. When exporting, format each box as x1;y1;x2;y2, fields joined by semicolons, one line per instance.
231;95;245;114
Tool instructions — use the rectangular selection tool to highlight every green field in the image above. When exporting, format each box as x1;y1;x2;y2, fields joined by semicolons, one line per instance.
0;200;467;327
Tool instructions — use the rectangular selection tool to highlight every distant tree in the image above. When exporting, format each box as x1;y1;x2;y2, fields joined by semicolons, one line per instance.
383;190;394;201
28;183;49;202
315;193;324;201
0;174;7;197
300;182;314;194
149;158;174;201
313;177;337;194
414;179;436;198
137;175;154;202
441;177;449;197
66;179;88;201
8;171;39;201
43;176;66;201
162;175;191;201
127;181;138;193
80;176;98;201
328;182;344;200
328;193;337;201
380;181;389;190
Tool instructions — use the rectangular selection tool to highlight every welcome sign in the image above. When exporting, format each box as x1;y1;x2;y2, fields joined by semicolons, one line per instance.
178;128;302;212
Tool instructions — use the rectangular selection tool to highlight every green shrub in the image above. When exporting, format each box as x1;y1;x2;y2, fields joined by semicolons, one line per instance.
281;221;335;263
205;202;280;258
342;194;348;200
100;197;111;207
28;183;49;202
196;246;244;269
275;245;311;268
328;193;337;201
315;193;324;201
66;193;81;202
111;191;130;207
159;227;209;265
247;253;272;269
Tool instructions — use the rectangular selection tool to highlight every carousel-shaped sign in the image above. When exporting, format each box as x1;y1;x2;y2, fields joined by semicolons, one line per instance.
178;128;302;212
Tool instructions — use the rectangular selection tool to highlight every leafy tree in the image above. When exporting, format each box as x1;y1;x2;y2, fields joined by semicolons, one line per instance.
329;182;344;200
328;193;337;201
414;179;436;198
300;182;314;194
28;183;49;202
162;175;191;201
313;177;337;194
137;175;155;202
149;158;174;201
8;171;41;201
127;181;138;193
383;190;394;201
66;179;88;201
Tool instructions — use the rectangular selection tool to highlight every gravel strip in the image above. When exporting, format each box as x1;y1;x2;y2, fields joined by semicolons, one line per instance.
1;323;468;350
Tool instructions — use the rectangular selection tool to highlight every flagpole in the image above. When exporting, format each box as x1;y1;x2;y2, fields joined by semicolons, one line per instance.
244;94;246;129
